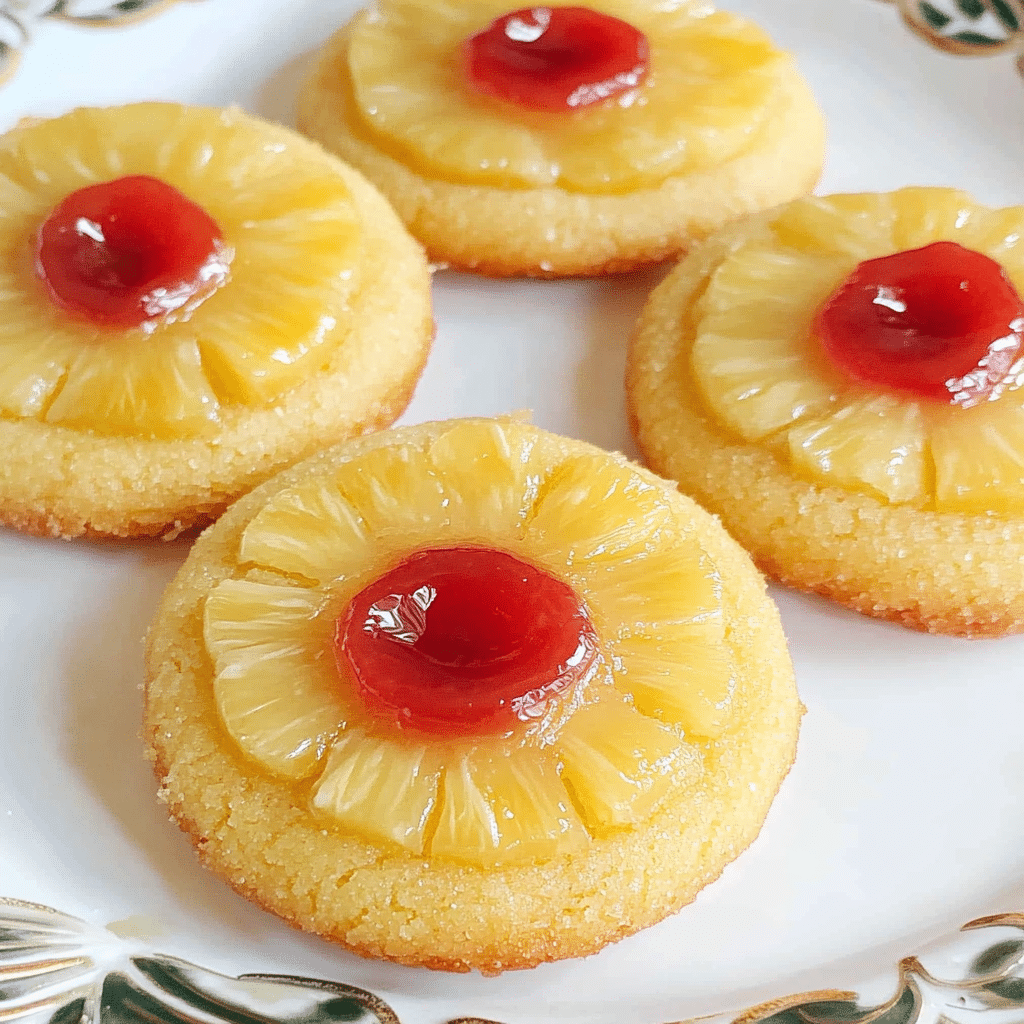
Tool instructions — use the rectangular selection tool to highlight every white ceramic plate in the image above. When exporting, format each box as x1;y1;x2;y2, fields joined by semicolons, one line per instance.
4;1;1024;1022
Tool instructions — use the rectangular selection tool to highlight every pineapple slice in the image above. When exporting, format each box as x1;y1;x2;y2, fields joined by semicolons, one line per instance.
889;187;978;253
239;419;543;588
697;242;853;334
335;443;452;548
956;205;1024;267
609;622;733;738
312;729;441;854
430;745;587;865
769;192;898;260
578;537;721;636
0;332;77;418
427;419;538;538
692;241;850;441
787;393;928;504
346;0;788;192
204;578;350;778
931;401;1024;512
557;697;700;831
240;479;373;586
692;329;838;442
0;103;361;438
524;454;674;570
44;335;220;438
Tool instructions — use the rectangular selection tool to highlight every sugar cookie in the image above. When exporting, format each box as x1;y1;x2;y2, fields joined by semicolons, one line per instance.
144;417;801;972
0;103;432;538
297;0;825;277
628;188;1024;636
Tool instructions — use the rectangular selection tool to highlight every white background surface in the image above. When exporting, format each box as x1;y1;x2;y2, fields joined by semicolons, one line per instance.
2;2;1024;1023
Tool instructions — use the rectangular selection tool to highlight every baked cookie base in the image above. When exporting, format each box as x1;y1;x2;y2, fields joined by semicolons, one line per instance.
144;420;802;974
297;28;826;278
627;231;1024;638
0;157;433;540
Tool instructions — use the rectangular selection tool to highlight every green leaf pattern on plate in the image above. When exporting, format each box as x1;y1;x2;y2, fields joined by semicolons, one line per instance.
5;899;1024;1024
956;0;989;18
881;0;1024;62
920;1;955;26
0;898;403;1024
0;1;193;86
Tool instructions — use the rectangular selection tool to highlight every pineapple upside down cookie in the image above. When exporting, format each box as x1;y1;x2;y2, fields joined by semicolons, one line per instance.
144;417;802;974
0;103;433;539
295;0;826;277
627;187;1024;637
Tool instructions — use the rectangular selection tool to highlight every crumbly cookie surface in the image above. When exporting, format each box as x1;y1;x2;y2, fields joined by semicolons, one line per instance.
627;191;1024;637
296;2;825;277
0;103;432;539
144;418;801;973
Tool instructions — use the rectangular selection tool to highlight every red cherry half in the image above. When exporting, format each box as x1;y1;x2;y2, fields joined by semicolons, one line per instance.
814;240;1024;405
338;546;597;736
35;174;228;330
464;6;649;112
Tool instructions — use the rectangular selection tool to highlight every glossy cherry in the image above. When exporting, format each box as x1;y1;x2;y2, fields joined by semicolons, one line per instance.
814;240;1024;405
35;174;227;329
464;6;649;112
338;546;597;736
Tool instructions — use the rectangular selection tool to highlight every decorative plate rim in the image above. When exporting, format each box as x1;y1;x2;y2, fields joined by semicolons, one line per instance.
4;898;1024;1024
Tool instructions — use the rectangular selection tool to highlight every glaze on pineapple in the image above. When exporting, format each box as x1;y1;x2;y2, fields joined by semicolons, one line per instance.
203;420;729;866
690;187;1024;512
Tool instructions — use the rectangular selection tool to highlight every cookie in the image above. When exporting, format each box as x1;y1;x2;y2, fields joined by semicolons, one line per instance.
627;187;1024;637
144;417;801;973
296;0;825;277
0;103;432;539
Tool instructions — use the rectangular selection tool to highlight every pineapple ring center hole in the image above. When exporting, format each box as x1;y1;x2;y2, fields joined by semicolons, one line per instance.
337;545;598;736
814;240;1024;406
35;174;231;329
463;6;649;112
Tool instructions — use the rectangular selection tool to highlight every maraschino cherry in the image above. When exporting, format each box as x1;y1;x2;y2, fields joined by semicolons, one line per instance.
815;240;1024;406
35;174;229;330
464;6;648;112
338;546;597;736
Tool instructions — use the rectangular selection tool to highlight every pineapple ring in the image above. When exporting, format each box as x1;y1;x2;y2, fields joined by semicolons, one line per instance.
296;0;825;276
145;418;801;974
0;103;432;538
627;187;1024;636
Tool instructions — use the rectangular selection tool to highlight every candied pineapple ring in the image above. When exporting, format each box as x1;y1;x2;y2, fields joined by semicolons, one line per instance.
145;418;801;973
297;0;825;276
627;187;1024;636
0;103;432;538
